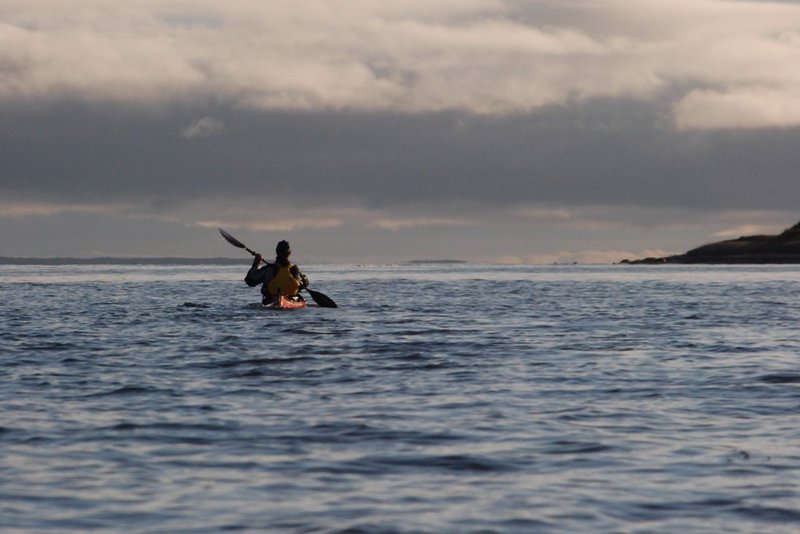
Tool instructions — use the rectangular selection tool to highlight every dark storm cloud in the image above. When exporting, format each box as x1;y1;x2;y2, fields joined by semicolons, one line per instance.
3;98;800;212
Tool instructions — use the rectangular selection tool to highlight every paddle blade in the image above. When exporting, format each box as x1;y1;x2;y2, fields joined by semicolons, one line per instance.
218;228;246;249
306;288;337;308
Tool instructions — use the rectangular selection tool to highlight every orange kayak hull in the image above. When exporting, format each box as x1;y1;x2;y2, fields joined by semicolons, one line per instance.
262;295;308;310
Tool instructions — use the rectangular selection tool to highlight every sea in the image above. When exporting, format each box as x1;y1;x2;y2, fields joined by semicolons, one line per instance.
2;262;800;533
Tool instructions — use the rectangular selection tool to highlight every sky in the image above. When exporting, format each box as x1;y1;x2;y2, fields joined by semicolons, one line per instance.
2;0;800;264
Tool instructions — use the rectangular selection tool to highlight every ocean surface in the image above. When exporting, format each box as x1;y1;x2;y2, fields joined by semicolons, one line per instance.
2;263;800;533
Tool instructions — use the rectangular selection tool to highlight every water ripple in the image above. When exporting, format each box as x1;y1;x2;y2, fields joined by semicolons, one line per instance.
4;264;800;532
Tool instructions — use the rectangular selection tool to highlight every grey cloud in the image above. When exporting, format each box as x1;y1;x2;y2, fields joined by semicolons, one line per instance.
2;97;799;214
182;117;226;139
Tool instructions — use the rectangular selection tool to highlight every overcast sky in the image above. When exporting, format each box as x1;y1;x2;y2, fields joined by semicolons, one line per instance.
2;0;799;263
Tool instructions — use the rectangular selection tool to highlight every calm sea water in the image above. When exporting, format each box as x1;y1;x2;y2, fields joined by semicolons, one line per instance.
2;263;800;533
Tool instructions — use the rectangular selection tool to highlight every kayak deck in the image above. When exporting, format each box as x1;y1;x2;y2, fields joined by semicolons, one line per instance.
261;295;308;310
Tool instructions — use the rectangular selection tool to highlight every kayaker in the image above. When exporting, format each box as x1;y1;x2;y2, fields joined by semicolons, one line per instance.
245;240;309;304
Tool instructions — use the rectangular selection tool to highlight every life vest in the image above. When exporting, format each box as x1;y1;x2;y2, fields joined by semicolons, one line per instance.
267;263;301;296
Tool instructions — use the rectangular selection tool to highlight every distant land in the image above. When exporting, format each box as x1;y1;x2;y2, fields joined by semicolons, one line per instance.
0;257;245;265
406;259;467;265
622;221;800;264
0;257;469;266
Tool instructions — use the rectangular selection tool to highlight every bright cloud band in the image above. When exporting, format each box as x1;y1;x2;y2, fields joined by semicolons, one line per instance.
1;0;799;128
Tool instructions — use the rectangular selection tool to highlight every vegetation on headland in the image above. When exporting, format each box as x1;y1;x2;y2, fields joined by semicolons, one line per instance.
621;221;800;264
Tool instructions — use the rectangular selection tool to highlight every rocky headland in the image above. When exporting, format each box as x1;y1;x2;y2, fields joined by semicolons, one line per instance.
621;221;800;264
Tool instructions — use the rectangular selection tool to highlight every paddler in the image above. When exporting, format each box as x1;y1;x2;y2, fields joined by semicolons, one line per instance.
245;240;309;305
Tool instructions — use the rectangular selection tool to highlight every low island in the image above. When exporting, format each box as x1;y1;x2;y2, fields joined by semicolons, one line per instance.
622;221;800;264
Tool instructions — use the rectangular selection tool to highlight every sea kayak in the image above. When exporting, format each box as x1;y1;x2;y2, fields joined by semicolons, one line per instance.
261;295;308;310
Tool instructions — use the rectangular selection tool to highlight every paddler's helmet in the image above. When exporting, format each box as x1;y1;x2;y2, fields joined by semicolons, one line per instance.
276;240;291;256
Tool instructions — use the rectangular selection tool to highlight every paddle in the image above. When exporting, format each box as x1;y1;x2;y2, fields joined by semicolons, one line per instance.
218;228;338;308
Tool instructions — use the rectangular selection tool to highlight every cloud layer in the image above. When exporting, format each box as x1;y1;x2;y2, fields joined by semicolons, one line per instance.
2;0;800;261
2;0;799;128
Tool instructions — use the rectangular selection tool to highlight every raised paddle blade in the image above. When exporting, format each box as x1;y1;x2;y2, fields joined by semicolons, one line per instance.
219;228;259;257
218;228;246;249
306;288;337;308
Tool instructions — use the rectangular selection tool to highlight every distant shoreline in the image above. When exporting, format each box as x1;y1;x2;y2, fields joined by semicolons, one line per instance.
0;257;246;265
621;221;800;264
405;259;467;265
0;257;471;266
